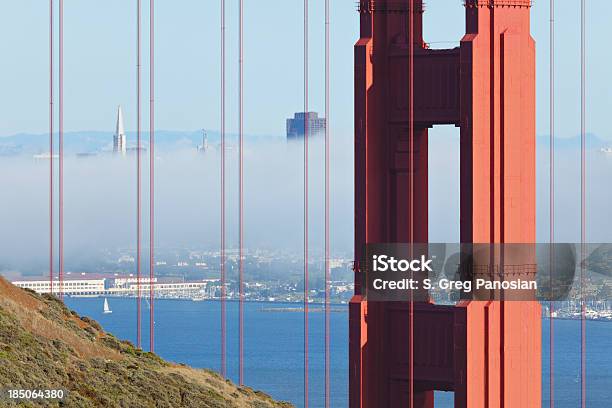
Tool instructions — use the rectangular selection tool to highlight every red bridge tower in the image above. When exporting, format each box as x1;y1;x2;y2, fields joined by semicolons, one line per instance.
351;1;541;407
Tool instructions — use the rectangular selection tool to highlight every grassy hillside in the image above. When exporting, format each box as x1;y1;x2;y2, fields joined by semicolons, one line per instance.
0;276;292;408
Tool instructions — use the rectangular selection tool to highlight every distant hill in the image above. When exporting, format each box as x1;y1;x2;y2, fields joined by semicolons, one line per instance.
1;130;608;157
0;130;284;156
536;132;609;150
0;276;292;408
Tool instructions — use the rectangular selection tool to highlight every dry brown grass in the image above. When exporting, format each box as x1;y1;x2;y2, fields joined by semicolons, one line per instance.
0;277;118;360
0;276;293;408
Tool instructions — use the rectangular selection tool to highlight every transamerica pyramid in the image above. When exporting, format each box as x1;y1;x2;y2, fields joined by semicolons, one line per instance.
113;105;126;154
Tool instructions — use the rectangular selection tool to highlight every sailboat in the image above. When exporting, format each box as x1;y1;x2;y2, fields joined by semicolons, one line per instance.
103;298;112;314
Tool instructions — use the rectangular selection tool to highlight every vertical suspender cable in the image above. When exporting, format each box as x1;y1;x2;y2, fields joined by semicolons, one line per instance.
324;0;330;407
136;0;142;350
580;1;586;407
549;0;555;406
49;0;54;296
408;3;414;408
149;0;155;353
220;0;227;379
239;0;245;386
303;0;309;407
58;0;64;301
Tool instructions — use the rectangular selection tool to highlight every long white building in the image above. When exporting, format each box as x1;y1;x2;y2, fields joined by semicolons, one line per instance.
13;279;106;295
12;277;214;298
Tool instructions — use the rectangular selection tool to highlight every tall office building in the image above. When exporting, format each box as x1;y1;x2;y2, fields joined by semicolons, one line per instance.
286;112;326;140
113;105;127;154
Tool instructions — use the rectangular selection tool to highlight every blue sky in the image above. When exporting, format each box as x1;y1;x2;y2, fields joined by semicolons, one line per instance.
1;1;611;139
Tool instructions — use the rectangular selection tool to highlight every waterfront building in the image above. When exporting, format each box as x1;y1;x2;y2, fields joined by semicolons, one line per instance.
12;276;211;299
13;278;106;296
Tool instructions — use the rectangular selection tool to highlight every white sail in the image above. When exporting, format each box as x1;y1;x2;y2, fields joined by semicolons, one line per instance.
103;298;112;314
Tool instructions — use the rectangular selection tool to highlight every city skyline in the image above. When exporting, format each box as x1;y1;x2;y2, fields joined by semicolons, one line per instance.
0;2;611;142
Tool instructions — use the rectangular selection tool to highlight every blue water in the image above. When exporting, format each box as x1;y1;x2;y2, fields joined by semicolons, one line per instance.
65;298;348;407
65;298;612;407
